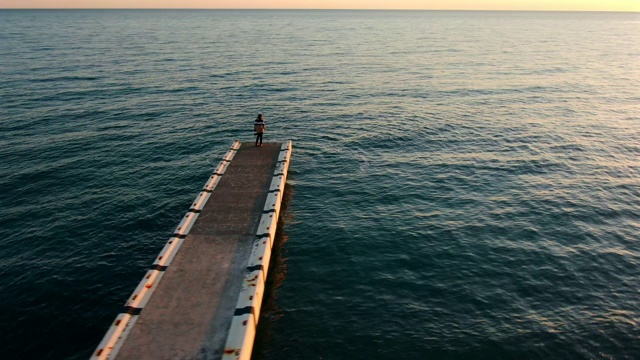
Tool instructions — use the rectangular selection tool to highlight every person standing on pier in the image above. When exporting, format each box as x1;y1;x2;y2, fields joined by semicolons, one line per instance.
254;113;266;147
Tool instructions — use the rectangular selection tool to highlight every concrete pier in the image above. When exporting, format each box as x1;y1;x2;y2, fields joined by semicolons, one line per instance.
93;140;292;360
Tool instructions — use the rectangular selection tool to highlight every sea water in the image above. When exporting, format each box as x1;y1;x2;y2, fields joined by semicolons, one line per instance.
0;10;639;359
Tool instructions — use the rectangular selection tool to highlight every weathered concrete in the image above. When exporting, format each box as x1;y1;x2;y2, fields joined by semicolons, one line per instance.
112;143;282;360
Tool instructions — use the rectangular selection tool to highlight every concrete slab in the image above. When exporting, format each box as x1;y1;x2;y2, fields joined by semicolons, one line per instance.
112;142;282;360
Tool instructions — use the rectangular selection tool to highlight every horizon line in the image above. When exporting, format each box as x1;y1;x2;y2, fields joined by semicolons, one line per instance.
1;8;638;12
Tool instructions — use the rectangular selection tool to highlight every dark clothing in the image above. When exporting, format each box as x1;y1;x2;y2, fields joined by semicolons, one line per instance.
254;120;266;145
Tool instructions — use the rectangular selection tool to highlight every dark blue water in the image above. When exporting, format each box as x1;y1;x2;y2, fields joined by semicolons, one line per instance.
1;9;639;360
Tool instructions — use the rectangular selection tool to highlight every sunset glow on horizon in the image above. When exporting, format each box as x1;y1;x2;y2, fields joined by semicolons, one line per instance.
1;0;639;11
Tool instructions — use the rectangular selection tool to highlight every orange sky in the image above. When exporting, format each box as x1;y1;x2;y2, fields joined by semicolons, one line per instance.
1;0;639;11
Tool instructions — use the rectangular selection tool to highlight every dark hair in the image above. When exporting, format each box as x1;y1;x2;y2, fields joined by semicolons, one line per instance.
256;113;263;121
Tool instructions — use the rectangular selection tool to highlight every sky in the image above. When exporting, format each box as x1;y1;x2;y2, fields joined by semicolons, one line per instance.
1;0;639;11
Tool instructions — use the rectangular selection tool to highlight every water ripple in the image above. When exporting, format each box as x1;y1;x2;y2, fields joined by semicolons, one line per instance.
1;9;639;360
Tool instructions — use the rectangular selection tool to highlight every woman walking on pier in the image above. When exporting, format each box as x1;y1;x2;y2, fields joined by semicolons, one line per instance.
254;113;266;147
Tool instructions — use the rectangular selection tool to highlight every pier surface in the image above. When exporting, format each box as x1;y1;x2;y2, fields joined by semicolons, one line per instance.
94;141;291;360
